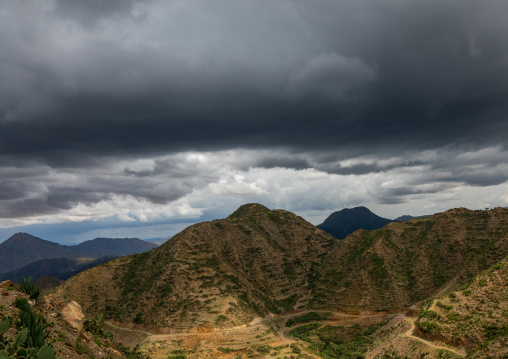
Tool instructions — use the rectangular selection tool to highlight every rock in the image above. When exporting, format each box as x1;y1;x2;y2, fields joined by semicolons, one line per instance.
80;331;92;341
106;348;122;358
61;301;86;332
0;280;15;289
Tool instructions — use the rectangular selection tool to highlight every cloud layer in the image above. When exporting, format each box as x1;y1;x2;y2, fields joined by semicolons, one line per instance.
1;0;508;240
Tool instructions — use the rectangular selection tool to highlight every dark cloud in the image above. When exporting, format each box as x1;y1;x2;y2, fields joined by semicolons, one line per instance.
1;0;508;224
1;0;507;165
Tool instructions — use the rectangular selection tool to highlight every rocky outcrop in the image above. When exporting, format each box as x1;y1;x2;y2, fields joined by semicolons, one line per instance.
61;301;86;332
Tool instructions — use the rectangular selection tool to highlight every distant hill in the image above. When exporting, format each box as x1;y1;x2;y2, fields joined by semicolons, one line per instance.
0;256;117;282
317;206;394;239
70;237;158;257
0;233;157;274
394;214;431;222
394;215;415;222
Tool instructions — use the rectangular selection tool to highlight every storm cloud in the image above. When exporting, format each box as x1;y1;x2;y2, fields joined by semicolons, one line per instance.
1;0;508;239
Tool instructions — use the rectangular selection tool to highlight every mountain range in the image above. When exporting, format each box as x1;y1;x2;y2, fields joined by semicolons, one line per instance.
58;204;508;323
0;233;157;274
53;204;508;357
0;256;117;282
4;204;507;357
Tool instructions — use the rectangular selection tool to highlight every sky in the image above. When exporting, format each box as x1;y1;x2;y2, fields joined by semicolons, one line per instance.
1;0;508;244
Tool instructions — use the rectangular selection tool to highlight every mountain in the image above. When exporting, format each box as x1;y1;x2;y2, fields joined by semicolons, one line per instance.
70;237;157;257
0;255;117;282
317;206;394;239
57;205;508;332
58;203;335;328
394;215;415;222
0;233;158;274
310;207;508;313
0;233;81;273
394;214;431;222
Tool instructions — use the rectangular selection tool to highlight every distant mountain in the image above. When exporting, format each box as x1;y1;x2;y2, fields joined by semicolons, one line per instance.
0;255;118;282
70;237;158;257
0;233;158;274
0;255;117;282
0;233;81;273
394;215;415;222
394;214;431;222
317;206;394;239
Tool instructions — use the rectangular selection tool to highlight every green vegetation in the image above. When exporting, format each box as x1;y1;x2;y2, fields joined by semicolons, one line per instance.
436;301;452;311
416;320;442;334
288;323;320;342
83;313;113;340
285;312;328;327
0;317;55;359
18;277;41;301
288;322;385;358
14;298;51;348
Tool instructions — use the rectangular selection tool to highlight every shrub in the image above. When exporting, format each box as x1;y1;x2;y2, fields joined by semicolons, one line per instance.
436;301;452;311
417;321;442;334
18;277;42;301
285;312;328;327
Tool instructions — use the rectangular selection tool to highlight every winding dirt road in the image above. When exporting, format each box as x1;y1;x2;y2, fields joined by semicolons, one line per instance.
402;317;466;357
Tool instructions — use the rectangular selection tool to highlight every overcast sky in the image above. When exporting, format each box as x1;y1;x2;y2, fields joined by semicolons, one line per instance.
1;0;508;243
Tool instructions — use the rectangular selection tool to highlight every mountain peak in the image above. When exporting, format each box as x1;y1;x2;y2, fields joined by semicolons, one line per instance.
318;206;393;239
228;203;272;219
2;232;59;247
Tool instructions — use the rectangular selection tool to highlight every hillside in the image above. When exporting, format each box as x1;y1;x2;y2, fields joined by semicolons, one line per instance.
311;207;508;312
413;256;508;358
57;205;508;334
58;203;335;328
317;206;394;239
0;233;157;274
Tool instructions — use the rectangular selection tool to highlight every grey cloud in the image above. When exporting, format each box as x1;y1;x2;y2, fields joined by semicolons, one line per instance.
54;0;150;27
286;53;377;102
1;0;508;221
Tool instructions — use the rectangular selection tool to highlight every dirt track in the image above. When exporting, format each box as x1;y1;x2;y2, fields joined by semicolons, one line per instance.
402;316;466;357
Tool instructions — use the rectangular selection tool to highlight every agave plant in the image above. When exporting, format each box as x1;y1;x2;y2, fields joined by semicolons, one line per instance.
0;318;55;359
18;277;41;301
